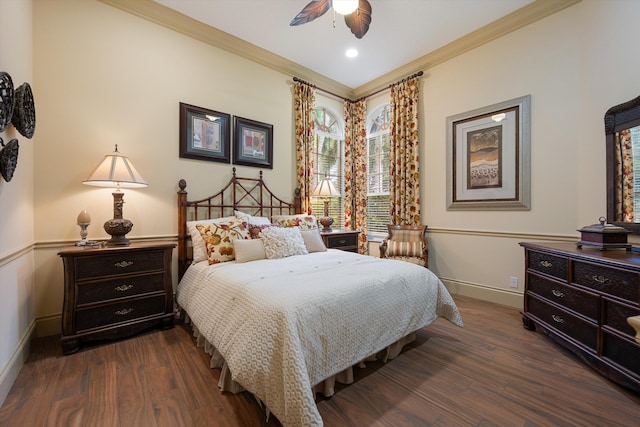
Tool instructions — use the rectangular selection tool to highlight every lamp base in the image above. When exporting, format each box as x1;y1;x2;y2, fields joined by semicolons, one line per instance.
103;218;133;246
319;216;334;232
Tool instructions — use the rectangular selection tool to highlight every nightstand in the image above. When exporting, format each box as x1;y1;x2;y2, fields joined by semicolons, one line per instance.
58;241;176;354
320;229;361;252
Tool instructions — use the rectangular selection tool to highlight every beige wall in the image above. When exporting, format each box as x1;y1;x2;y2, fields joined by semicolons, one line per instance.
0;0;35;406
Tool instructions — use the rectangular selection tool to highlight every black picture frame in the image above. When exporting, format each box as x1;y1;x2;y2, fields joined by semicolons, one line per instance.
179;102;231;163
233;116;273;169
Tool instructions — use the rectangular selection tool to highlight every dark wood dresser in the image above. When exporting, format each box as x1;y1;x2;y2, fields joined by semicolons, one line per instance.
321;229;361;252
58;242;176;354
520;242;640;393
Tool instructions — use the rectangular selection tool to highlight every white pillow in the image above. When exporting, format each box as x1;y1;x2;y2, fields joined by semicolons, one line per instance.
235;210;272;225
233;238;267;263
260;226;309;259
301;229;327;253
187;215;237;263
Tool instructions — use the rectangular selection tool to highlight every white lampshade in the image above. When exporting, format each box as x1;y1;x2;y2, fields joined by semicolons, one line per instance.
83;145;148;189
312;177;340;197
333;0;359;15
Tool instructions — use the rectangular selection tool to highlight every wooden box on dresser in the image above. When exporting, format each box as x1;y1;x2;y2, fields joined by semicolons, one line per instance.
58;242;176;355
520;242;640;393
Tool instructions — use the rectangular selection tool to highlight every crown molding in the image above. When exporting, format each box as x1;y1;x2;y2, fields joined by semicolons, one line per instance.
99;0;580;101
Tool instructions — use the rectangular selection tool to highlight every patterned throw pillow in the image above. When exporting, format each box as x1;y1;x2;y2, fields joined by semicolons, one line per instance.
386;241;423;258
260;226;309;259
196;219;249;264
272;214;318;230
248;223;280;239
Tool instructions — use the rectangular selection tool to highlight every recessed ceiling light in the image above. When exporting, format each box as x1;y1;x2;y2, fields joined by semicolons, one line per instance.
346;49;358;58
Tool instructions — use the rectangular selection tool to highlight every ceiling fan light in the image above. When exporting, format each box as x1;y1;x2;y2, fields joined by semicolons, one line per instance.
333;0;358;15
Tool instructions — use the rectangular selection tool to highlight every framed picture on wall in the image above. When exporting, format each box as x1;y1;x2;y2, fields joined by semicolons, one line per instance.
233;116;273;169
446;95;531;210
179;102;231;163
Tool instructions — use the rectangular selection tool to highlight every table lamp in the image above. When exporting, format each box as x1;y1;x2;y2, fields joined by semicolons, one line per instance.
83;144;147;246
311;177;340;232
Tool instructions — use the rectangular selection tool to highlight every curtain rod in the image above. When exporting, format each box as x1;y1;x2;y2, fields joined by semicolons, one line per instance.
293;70;423;103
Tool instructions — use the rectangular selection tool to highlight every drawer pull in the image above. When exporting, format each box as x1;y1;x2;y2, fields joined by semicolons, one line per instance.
115;308;133;316
551;289;565;298
114;260;134;268
539;260;553;268
114;284;133;292
552;314;564;323
338;239;346;244
592;275;609;284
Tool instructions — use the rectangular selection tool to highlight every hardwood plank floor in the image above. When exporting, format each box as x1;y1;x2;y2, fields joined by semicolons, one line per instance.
1;295;639;426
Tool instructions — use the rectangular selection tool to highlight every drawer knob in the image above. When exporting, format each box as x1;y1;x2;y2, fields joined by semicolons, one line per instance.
551;289;565;298
115;308;133;316
539;260;553;268
114;284;133;292
552;314;564;323
592;275;609;284
114;260;134;268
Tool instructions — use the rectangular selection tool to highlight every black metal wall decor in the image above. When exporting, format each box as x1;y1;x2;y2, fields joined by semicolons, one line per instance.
0;70;36;182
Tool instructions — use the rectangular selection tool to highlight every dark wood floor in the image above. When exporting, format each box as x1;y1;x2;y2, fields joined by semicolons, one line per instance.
2;295;640;426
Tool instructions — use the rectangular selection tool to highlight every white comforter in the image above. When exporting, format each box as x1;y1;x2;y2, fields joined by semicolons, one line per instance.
177;249;463;427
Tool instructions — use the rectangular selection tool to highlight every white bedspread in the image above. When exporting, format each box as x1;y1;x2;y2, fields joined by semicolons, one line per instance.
177;249;463;427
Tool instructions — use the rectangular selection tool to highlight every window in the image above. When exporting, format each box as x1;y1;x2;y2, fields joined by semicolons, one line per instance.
367;104;391;238
311;107;345;227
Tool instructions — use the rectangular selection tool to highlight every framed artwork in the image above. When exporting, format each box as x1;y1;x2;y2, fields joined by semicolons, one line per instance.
179;102;231;163
233;116;273;169
446;95;531;210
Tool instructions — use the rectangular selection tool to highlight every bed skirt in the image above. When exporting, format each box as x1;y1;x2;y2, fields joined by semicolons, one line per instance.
183;311;416;415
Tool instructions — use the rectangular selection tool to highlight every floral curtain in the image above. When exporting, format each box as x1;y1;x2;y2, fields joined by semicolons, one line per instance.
343;99;368;254
389;78;421;225
294;82;316;213
615;129;634;222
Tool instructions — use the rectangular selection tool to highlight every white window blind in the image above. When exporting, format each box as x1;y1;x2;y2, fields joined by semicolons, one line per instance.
366;104;391;238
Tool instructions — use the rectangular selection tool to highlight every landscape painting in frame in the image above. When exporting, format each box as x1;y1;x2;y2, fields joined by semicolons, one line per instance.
446;95;531;210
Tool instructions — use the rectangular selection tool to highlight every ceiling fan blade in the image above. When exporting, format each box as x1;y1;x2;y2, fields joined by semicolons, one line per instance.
344;0;372;39
290;0;331;26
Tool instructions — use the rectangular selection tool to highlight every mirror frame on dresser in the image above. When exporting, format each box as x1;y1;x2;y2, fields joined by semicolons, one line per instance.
605;94;640;234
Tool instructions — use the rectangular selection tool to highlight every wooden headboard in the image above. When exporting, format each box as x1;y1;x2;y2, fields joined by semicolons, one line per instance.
177;168;302;279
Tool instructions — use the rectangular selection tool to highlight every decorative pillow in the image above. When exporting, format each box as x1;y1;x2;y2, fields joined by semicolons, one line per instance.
386;241;423;258
248;223;280;239
233;238;267;263
272;214;318;230
195;219;250;264
260;226;308;259
234;210;271;225
187;215;238;263
300;229;327;253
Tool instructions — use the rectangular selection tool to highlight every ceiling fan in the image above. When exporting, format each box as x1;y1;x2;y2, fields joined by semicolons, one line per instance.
290;0;373;39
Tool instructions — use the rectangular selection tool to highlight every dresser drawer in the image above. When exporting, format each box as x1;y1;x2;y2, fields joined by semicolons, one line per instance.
75;250;166;279
572;261;640;303
75;295;166;332
527;251;567;281
602;331;640;378
76;272;165;306
325;233;358;249
527;296;598;351
603;297;640;339
527;273;599;321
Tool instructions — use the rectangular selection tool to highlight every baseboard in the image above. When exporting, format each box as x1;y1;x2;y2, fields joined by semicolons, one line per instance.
36;314;61;338
441;278;523;309
0;321;35;407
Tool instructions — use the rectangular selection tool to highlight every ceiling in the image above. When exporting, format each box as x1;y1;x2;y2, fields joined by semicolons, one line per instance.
153;0;534;89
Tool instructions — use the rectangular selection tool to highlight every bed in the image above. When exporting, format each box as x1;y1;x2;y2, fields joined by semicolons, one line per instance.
175;169;464;427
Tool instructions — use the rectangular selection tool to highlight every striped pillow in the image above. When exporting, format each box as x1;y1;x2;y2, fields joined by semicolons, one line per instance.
386;240;423;258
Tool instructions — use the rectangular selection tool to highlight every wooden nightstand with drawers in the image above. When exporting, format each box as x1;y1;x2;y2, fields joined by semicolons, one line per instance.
58;242;176;354
321;229;361;252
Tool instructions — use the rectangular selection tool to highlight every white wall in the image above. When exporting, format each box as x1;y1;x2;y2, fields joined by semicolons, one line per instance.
0;0;35;407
